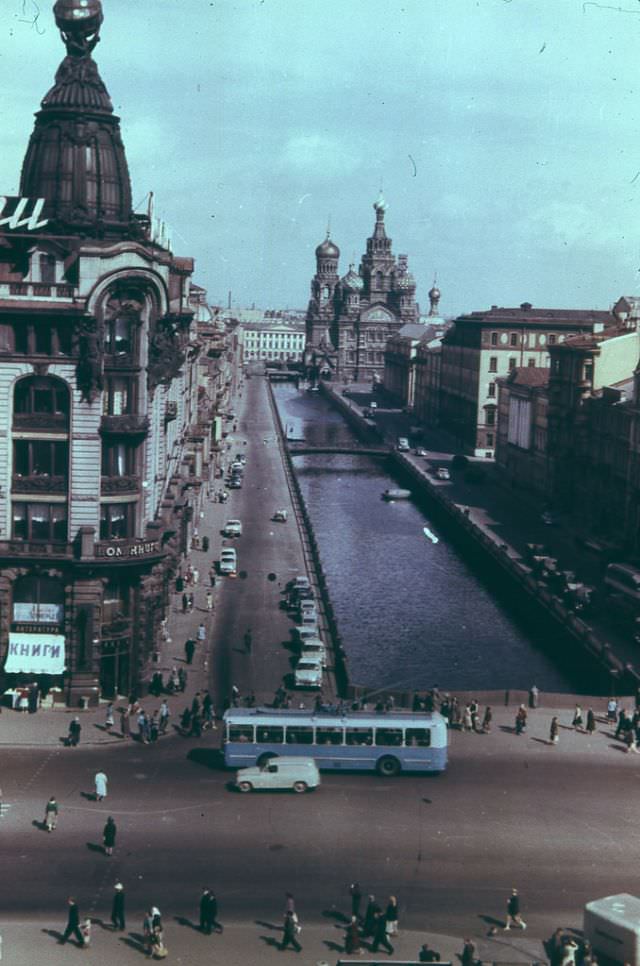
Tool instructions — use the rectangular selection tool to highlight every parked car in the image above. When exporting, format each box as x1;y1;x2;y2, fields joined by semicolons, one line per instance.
287;575;311;594
222;519;243;537
414;447;428;457
294;626;322;644
294;656;323;688
218;548;237;576
228;478;242;489
234;757;320;794
273;508;288;522
435;466;451;481
301;639;327;667
396;437;410;452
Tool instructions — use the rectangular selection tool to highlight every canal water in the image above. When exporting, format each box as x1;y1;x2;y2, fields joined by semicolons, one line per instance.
273;384;599;694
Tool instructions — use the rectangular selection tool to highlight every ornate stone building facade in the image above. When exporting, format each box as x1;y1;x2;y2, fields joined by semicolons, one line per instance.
0;1;212;704
305;194;418;383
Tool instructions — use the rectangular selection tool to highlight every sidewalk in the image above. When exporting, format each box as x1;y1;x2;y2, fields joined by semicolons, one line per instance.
0;920;547;966
0;371;313;746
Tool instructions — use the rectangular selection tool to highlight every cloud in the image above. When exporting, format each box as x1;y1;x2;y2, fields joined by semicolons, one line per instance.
279;134;361;179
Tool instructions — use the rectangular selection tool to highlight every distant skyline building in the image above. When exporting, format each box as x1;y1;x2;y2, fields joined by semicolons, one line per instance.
305;193;419;383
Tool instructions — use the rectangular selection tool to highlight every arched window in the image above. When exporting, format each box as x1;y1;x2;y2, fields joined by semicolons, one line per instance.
14;376;69;417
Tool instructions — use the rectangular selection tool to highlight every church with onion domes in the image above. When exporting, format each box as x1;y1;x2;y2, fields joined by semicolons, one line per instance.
305;193;419;383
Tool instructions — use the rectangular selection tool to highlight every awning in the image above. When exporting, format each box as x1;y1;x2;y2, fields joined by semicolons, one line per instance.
5;633;66;674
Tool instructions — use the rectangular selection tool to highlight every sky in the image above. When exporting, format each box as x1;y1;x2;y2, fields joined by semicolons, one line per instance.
2;0;640;316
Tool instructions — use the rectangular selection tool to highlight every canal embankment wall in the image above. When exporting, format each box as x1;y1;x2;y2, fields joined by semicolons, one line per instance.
266;379;350;698
320;382;637;697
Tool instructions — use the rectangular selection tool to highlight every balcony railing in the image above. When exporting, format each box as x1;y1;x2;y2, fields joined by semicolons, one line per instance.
100;474;141;495
13;412;69;432
12;474;68;494
100;414;149;436
8;282;75;299
0;540;73;559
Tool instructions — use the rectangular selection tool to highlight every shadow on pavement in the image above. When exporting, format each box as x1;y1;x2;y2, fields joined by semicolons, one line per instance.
186;747;225;770
322;908;349;924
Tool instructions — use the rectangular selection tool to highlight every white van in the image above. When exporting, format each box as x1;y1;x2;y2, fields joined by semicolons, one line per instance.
234;757;320;793
396;437;410;452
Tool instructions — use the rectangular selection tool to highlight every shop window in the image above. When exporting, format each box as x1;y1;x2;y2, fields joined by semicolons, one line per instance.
13;573;64;624
12;502;67;542
100;502;136;540
14;440;68;477
102;579;131;623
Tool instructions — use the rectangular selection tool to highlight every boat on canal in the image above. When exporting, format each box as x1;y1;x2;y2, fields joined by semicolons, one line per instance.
382;488;412;501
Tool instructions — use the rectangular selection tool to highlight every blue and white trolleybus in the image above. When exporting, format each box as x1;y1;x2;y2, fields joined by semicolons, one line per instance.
223;708;448;776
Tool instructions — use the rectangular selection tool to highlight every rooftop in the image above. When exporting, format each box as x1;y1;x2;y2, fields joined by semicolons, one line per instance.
457;304;612;327
506;366;550;388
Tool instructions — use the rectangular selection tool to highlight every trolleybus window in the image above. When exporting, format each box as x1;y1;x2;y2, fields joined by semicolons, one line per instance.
229;724;254;743
256;725;284;743
375;727;403;747
346;727;373;746
406;727;430;747
316;726;344;745
286;726;314;745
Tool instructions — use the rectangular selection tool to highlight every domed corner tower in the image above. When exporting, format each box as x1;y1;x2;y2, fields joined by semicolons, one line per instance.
19;0;133;239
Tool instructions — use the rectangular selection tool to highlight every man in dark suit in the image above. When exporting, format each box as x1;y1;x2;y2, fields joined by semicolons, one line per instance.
60;897;84;945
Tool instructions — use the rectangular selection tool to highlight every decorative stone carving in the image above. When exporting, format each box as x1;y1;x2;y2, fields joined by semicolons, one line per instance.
76;317;103;404
148;317;185;393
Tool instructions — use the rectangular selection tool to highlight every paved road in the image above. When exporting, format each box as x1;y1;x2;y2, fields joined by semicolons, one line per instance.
0;705;635;934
